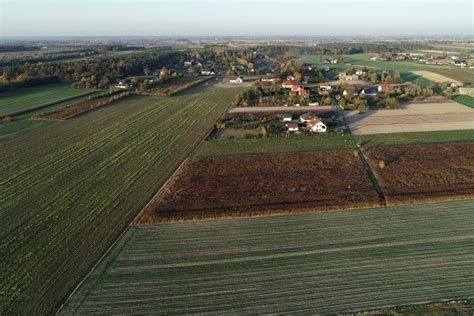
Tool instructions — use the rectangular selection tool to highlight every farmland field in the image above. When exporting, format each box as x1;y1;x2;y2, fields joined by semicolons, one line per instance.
355;129;474;148
0;85;241;314
412;70;461;84
135;151;380;223
195;134;356;157
299;53;474;83
344;102;474;135
453;95;474;109
63;200;474;314
0;82;92;116
366;143;474;205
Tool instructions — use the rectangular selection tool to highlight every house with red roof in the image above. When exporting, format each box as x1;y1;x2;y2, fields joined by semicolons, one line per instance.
305;118;327;133
378;83;393;92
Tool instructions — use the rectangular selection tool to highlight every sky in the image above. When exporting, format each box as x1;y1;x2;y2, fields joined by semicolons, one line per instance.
1;0;473;38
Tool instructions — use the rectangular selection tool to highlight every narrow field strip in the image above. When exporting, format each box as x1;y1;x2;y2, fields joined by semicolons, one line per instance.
62;200;474;315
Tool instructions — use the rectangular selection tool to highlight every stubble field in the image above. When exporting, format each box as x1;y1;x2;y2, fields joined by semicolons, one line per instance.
366;143;474;204
136;151;380;223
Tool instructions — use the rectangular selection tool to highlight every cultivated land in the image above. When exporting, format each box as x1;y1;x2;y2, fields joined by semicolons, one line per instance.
0;82;91;116
228;105;334;113
63;200;474;314
136;151;380;223
0;85;241;314
412;70;461;84
344;102;474;135
366;143;474;205
453;95;474;109
196;134;356;157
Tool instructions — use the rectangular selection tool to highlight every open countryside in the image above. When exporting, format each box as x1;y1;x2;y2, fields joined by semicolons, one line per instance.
2;0;474;314
63;200;474;314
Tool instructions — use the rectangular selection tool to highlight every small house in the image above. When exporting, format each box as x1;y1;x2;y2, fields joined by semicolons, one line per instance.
230;77;244;84
286;123;299;132
282;115;292;122
378;83;393;92
319;83;332;91
361;87;378;96
199;70;215;76
114;82;130;89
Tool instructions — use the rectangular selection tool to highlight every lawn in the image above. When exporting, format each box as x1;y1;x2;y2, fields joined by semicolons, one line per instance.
299;53;474;83
0;85;241;314
194;133;356;157
453;95;474;109
0;82;92;116
62;200;474;314
355;130;474;148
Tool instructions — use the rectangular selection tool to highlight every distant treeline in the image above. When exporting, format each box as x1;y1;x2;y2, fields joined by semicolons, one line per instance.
0;45;40;53
0;75;61;92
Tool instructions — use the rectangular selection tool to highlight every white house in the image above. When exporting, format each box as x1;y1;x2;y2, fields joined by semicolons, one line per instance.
355;70;366;76
282;115;292;122
114;82;130;89
306;119;327;133
230;77;244;84
319;83;332;91
199;70;215;76
338;72;359;81
286;123;299;132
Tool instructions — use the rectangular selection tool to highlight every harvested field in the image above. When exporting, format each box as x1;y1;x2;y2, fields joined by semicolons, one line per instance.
366;143;474;205
135;151;380;223
412;71;461;84
345;102;474;135
63;200;474;314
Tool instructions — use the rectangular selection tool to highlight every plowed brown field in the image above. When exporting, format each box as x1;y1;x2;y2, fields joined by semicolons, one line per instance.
366;143;474;204
135;151;380;223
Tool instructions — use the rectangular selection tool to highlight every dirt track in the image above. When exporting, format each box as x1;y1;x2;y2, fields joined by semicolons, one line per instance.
344;102;474;135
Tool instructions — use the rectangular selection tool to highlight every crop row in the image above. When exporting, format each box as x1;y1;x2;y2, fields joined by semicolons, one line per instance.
62;200;474;314
0;85;241;314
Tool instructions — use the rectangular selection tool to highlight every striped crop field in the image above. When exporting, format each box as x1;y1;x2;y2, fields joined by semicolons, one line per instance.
0;85;241;314
0;82;92;116
62;200;474;315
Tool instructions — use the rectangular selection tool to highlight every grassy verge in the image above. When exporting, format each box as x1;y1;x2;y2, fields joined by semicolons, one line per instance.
194;134;356;157
453;95;474;109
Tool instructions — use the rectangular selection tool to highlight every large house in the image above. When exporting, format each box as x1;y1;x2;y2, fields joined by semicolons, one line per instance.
305;118;327;133
338;72;359;81
299;112;319;123
282;81;309;97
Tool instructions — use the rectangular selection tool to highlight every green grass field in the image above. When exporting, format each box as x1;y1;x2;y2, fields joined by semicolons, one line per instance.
0;82;91;116
299;53;474;83
0;91;104;144
61;200;474;314
194;134;356;157
194;130;474;157
0;85;241;314
400;71;431;87
453;95;474;109
355;130;474;148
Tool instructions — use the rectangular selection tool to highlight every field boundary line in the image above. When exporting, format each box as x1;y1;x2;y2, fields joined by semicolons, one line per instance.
55;85;236;314
0;90;98;120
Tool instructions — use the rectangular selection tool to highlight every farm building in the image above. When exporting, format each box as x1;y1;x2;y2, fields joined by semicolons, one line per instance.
199;70;215;76
453;59;468;67
230;77;244;84
299;112;319;123
114;82;130;89
305;119;327;133
286;123;299;132
459;87;474;96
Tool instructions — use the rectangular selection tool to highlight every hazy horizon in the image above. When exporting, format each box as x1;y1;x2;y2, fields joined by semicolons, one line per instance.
1;0;473;38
